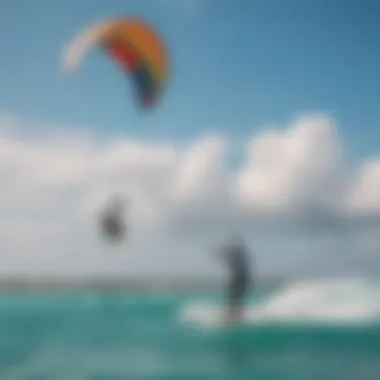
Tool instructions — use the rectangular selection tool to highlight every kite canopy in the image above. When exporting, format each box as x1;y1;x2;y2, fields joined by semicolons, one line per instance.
63;18;169;108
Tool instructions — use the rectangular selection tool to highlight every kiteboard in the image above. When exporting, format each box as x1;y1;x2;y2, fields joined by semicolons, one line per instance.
179;303;260;329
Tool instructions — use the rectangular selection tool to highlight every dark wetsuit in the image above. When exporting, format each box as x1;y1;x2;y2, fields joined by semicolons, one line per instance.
225;242;252;309
101;209;125;241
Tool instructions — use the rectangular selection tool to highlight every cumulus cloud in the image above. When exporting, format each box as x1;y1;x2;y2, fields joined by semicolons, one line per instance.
0;112;379;276
235;116;342;211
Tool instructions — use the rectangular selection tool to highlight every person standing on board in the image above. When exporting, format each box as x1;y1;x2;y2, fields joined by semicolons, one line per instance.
215;236;253;323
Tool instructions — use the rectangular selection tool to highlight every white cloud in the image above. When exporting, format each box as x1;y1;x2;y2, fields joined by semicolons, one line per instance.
346;161;380;215
235;116;343;212
0;112;379;277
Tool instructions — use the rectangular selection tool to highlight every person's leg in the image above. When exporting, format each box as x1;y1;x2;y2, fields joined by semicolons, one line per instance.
229;298;242;322
226;280;244;323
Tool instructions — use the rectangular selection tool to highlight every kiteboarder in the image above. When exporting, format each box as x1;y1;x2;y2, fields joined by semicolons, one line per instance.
99;195;127;244
215;237;253;323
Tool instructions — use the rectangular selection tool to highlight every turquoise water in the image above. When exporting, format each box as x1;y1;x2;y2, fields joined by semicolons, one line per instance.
1;278;380;379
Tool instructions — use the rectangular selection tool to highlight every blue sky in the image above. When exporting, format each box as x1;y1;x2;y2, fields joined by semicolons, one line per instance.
0;0;379;160
1;0;380;279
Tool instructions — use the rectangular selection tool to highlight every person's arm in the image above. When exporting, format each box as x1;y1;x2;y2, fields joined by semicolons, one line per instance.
210;245;229;265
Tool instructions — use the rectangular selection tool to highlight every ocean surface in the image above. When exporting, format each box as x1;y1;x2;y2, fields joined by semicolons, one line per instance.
0;278;379;380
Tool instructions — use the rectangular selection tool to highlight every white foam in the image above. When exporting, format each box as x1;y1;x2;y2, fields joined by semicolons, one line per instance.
179;278;380;328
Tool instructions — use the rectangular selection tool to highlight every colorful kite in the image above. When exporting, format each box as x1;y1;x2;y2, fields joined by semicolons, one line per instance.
63;18;170;108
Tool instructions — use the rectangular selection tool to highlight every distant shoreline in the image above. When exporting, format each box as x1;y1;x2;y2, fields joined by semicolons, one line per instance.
0;276;286;292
